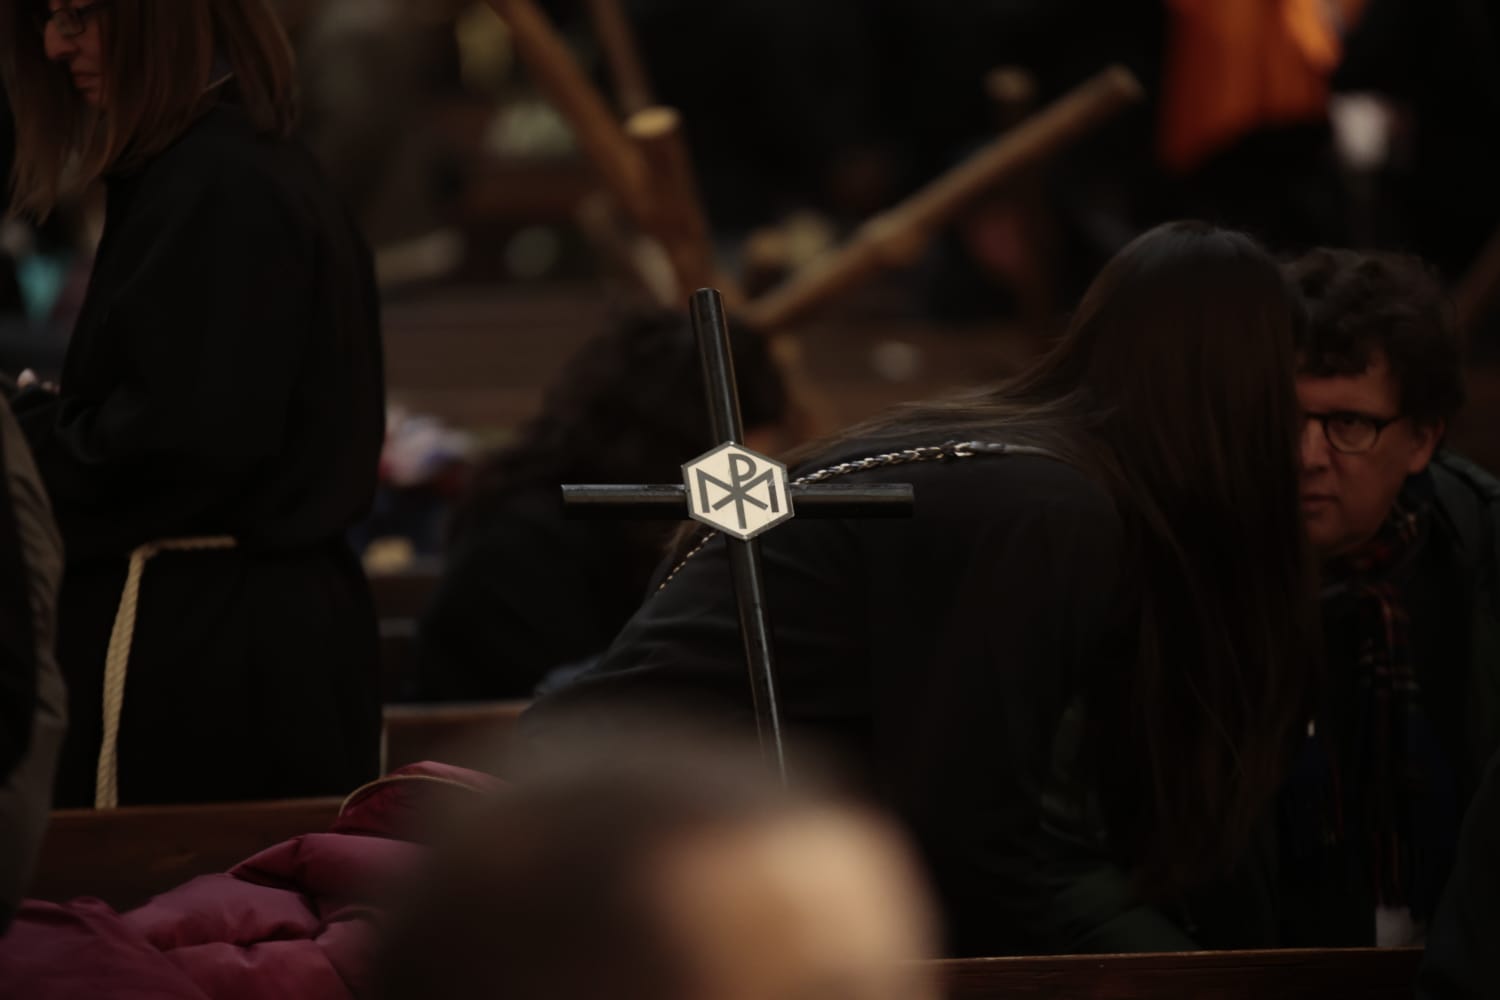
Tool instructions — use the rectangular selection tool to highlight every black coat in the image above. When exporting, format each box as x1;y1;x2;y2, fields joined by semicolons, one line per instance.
417;485;672;700
16;101;386;807
522;447;1276;956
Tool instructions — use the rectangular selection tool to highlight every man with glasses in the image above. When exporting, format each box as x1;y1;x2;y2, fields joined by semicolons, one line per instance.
1279;248;1500;949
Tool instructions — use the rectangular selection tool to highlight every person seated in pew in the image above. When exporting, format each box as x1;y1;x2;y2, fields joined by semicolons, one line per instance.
1278;249;1500;948
417;311;790;700
0;0;386;808
0;396;64;931
520;220;1321;956
381;720;941;1000
1418;747;1500;1000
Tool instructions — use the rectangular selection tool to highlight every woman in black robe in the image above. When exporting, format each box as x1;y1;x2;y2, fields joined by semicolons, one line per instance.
2;0;384;807
524;222;1321;955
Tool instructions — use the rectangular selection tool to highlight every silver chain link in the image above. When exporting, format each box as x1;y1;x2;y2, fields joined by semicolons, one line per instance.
655;440;1047;591
792;442;965;485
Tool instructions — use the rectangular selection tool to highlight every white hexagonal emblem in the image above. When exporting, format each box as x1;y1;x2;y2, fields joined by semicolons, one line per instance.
682;443;793;540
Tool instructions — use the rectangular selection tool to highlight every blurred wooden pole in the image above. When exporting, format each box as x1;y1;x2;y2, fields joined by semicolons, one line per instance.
1457;224;1500;336
587;0;655;117
626;107;742;306
485;0;741;307
484;0;653;223
741;65;1144;332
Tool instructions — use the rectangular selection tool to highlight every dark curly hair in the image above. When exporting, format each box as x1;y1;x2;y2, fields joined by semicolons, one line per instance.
1287;248;1464;428
448;310;789;545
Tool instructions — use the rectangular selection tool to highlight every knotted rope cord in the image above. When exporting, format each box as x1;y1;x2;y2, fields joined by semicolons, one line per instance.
95;535;237;809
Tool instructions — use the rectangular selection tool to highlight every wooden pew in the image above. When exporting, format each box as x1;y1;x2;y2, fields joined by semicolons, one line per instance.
382;699;529;774
368;565;439;700
367;562;443;621
936;947;1423;999
28;701;526;909
380;618;420;701
28;797;343;911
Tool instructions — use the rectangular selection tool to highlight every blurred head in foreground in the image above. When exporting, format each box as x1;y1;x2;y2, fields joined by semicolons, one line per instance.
380;723;940;1000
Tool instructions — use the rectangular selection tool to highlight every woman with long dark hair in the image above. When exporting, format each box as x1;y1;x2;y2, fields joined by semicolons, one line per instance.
1;0;384;807
525;221;1318;954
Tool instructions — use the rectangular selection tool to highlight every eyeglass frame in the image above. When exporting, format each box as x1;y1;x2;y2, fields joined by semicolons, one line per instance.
1302;409;1406;455
34;1;112;39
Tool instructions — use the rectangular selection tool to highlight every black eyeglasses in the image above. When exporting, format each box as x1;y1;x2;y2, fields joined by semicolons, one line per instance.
1303;410;1404;455
34;1;111;38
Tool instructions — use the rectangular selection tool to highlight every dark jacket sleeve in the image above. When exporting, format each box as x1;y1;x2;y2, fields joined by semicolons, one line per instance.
1429;453;1500;782
20;166;315;555
417;513;626;700
1419;748;1500;999
0;397;65;929
0;399;40;780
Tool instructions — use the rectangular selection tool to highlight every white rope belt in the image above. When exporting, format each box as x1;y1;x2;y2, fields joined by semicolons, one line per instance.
95;535;237;809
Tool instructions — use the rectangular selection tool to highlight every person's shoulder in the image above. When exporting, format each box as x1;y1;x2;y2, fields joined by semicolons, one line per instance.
826;444;1119;542
918;449;1112;509
1427;451;1500;567
129;105;309;215
1431;451;1500;505
137;104;264;179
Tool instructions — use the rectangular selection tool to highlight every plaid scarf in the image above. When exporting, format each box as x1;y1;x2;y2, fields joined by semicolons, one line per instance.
1282;498;1460;926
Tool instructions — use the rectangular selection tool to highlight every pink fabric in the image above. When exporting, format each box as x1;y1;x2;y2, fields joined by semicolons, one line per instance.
0;763;499;1000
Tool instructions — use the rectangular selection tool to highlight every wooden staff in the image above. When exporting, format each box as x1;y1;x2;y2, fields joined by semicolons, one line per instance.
626;107;743;306
586;0;655;117
484;0;653;223
740;65;1144;332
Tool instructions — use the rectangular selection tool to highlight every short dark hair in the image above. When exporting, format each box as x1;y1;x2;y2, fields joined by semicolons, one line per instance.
1288;248;1464;428
447;308;788;545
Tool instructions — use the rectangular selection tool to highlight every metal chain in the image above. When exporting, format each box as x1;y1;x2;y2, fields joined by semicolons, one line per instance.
791;442;965;485
655;440;1048;591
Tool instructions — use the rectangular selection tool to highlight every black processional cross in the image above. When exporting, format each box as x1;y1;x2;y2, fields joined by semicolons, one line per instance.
562;289;915;782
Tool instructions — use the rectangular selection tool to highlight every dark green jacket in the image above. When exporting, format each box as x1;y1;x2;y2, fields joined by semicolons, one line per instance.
0;396;65;930
1277;452;1500;948
1426;452;1500;787
1419;747;1500;999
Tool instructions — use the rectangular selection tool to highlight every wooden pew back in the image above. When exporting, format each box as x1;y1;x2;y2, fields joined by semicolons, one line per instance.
937;947;1423;999
382;699;528;774
29;700;526;909
28;797;343;911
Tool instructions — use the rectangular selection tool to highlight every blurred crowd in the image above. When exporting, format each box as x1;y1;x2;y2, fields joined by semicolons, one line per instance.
5;0;1499;348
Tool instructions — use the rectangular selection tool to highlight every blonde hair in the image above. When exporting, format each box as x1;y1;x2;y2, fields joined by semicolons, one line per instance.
2;0;298;219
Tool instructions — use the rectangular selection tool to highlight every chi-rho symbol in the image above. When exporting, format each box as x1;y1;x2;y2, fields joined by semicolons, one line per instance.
682;442;792;540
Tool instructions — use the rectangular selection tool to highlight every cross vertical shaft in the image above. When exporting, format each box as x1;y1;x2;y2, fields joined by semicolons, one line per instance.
690;289;788;781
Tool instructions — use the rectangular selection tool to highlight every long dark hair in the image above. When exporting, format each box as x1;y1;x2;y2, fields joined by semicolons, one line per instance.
818;221;1317;894
3;0;297;219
